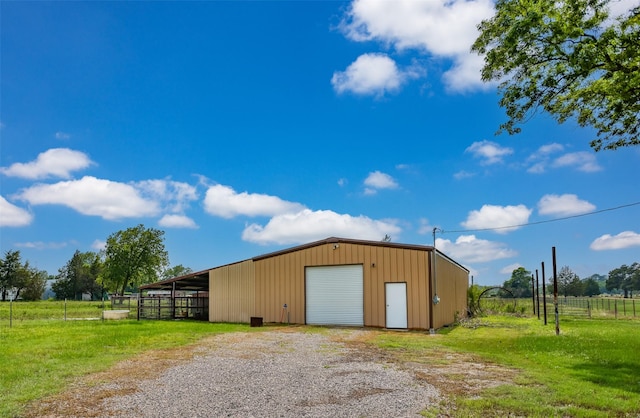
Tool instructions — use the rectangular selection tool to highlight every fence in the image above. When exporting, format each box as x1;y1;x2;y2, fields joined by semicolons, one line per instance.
137;293;208;320
555;297;637;319
474;296;638;320
0;299;136;326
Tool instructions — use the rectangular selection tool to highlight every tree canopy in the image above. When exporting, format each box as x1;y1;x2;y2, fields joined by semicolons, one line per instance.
161;264;193;281
102;224;169;295
473;0;640;151
502;266;533;298
606;263;640;297
0;250;48;301
53;250;103;300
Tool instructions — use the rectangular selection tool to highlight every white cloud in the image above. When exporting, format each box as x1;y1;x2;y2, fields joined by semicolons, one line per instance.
466;140;513;165
526;143;564;173
0;148;94;179
417;218;434;235
436;234;517;263
500;263;523;275
92;239;107;251
606;1;640;24
135;179;198;213
158;214;198;229
242;209;401;245
203;184;306;219
461;204;532;234
55;131;70;140
16;176;160;220
453;170;475;180
536;143;564;156
552;152;602;172
590;231;640;251
15;241;68;250
363;170;398;195
332;53;420;97
0;195;33;227
538;194;596;217
338;0;495;92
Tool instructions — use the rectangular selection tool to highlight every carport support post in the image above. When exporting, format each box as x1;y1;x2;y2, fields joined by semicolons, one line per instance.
171;281;176;319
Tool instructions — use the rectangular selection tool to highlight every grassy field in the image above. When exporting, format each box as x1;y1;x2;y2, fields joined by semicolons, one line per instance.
2;301;639;417
373;316;640;417
0;300;133;322
0;312;248;418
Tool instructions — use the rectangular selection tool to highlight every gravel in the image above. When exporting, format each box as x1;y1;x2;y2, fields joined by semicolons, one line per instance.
104;329;440;417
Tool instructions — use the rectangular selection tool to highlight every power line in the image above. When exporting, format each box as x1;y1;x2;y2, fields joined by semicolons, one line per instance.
441;201;640;234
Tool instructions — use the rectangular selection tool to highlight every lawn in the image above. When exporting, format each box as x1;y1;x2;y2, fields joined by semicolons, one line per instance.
373;315;640;417
0;315;248;418
2;301;639;417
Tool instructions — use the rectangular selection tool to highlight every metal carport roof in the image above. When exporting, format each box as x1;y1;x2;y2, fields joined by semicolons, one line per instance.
139;269;210;292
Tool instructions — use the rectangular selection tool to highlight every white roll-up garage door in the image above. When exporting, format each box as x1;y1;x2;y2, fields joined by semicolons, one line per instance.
306;265;363;326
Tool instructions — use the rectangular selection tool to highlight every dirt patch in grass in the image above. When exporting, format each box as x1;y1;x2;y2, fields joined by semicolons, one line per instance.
334;330;519;398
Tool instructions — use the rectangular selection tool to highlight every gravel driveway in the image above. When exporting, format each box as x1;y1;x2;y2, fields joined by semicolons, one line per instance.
101;328;439;417
26;328;442;417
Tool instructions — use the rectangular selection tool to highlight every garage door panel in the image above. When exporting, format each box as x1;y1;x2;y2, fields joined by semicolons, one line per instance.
306;265;363;326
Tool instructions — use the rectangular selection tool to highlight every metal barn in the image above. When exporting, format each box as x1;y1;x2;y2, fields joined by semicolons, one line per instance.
141;237;469;330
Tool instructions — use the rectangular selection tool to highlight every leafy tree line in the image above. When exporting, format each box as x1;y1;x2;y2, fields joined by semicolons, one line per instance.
0;250;50;301
1;224;193;301
500;263;640;298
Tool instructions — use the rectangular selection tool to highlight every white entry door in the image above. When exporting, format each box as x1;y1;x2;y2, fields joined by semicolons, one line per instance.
385;282;407;329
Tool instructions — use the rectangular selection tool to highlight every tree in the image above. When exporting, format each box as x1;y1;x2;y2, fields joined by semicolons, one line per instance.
582;277;601;297
0;251;48;301
0;250;25;301
102;225;169;295
161;265;193;281
502;267;533;298
606;263;639;297
557;266;581;297
472;0;640;151
20;267;49;301
53;250;103;300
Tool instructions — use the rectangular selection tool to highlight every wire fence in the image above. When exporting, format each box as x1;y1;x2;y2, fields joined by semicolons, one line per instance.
555;297;637;319
0;299;138;327
474;296;638;320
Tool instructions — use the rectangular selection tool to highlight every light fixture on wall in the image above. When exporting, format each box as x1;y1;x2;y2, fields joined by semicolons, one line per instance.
333;244;340;250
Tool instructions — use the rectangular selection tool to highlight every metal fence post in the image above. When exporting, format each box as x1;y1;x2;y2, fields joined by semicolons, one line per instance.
552;247;560;336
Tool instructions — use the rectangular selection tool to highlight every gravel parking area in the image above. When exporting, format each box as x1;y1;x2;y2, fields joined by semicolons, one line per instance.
99;328;439;417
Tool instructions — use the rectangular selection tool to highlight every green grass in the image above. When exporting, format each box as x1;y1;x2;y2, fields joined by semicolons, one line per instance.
374;316;640;417
0;300;134;321
0;314;248;418
2;301;639;417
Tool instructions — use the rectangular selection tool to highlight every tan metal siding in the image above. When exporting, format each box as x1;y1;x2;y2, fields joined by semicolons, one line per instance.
209;260;255;323
432;252;469;328
254;242;433;329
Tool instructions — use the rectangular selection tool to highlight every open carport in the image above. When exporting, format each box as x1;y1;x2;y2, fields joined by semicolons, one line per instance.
138;270;209;320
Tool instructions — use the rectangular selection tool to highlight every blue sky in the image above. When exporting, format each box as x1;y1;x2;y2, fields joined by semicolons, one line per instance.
1;0;639;286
